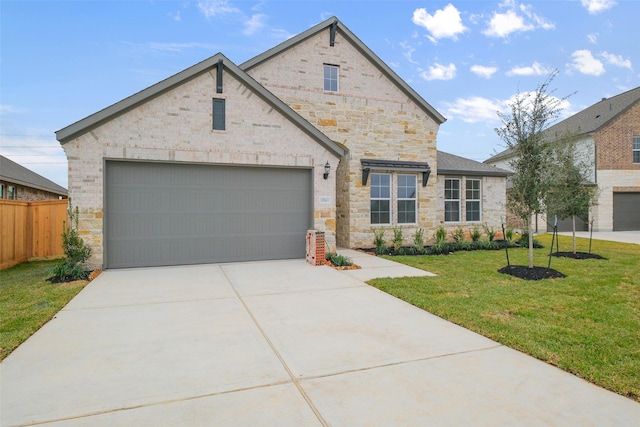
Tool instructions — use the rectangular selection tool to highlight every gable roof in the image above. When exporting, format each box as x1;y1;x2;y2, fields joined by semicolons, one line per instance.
485;86;640;163
0;155;68;196
438;151;511;177
55;53;346;158
240;16;446;125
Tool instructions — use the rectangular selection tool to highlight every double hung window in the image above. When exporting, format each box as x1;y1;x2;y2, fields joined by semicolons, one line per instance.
465;179;481;222
370;173;417;225
633;136;640;164
323;64;339;92
444;178;460;222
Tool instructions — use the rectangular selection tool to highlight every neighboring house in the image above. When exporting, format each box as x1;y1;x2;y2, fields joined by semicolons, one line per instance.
56;17;509;269
485;86;640;232
0;155;67;201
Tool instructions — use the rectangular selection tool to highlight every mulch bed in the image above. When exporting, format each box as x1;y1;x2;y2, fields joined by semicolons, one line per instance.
498;265;566;280
551;252;607;260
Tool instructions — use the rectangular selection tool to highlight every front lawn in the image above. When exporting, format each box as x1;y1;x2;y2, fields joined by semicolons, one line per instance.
368;234;639;402
0;260;89;361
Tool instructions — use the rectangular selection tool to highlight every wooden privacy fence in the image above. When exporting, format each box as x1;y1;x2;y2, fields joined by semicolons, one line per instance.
0;199;68;270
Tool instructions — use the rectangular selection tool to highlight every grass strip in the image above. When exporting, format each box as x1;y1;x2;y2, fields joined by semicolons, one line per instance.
368;234;639;402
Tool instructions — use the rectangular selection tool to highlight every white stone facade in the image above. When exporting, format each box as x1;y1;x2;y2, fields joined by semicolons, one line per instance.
62;70;340;267
245;27;440;248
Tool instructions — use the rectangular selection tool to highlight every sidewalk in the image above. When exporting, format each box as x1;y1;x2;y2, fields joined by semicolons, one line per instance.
556;230;640;245
336;248;437;280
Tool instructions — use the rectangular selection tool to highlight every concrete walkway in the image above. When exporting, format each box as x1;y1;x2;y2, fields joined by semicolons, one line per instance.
556;230;640;245
2;258;639;426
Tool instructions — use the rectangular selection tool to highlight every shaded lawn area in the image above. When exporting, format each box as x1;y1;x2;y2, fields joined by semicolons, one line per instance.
369;234;640;402
0;260;89;361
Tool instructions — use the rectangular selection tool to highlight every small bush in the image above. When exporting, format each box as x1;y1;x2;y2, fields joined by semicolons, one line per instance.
505;227;515;244
413;228;425;253
373;228;387;255
326;253;353;267
469;226;482;242
451;227;465;243
434;226;447;244
483;223;497;242
429;241;453;255
51;201;92;282
517;231;544;249
392;227;403;252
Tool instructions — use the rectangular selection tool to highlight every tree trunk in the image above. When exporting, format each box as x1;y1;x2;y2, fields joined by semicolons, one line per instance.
572;215;577;254
528;215;534;268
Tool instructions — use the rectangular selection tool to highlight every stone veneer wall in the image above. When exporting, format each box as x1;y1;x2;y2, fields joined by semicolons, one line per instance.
246;27;440;248
435;175;507;240
0;181;65;201
62;70;340;268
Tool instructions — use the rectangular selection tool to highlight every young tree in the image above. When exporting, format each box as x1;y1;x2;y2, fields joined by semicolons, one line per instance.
495;71;567;268
546;136;598;254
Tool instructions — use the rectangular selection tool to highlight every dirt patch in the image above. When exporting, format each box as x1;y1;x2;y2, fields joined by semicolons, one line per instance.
498;265;566;280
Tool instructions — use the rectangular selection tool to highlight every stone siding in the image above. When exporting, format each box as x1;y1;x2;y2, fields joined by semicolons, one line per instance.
436;175;507;239
0;181;65;201
63;70;340;268
246;27;440;248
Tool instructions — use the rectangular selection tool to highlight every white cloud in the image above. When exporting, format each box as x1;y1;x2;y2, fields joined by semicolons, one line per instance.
587;33;598;44
506;61;552;76
484;10;533;38
569;49;605;76
483;1;554;38
412;4;467;41
243;14;266;35
601;51;632;69
470;65;498;79
581;0;616;14
443;96;506;123
399;41;419;65
420;63;457;81
197;0;240;18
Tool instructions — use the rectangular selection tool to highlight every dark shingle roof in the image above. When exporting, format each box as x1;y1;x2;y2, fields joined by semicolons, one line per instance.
0;155;68;196
438;151;511;177
485;86;640;163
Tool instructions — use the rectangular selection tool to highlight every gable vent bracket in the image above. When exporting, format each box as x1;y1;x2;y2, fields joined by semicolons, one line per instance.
329;21;337;47
216;58;223;93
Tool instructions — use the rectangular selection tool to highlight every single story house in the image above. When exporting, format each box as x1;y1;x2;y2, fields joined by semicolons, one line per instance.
57;17;509;269
0;155;67;201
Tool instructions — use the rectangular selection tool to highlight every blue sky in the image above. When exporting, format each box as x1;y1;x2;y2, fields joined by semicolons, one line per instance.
1;0;638;188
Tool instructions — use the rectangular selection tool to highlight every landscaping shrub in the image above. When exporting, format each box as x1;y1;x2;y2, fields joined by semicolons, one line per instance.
392;227;404;254
326;253;353;267
51;201;92;282
413;228;426;254
373;228;387;255
469;225;482;242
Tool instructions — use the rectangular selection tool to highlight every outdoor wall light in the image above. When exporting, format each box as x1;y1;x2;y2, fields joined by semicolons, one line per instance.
323;161;331;179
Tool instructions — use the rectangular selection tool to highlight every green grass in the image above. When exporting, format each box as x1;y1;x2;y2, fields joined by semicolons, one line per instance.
0;260;89;361
369;234;640;402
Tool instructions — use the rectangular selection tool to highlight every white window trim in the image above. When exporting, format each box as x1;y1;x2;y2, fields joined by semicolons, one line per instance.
465;178;482;222
397;174;417;225
370;173;391;225
323;64;339;92
444;178;461;223
633;136;640;164
370;173;419;226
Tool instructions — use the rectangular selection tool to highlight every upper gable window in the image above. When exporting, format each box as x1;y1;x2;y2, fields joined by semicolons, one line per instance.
634;136;640;164
212;98;225;131
323;64;339;92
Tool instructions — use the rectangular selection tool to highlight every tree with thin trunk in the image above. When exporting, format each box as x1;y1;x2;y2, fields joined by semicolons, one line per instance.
545;136;599;254
495;71;567;268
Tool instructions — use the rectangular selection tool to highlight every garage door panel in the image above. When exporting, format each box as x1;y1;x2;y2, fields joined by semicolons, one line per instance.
613;192;640;231
106;161;312;268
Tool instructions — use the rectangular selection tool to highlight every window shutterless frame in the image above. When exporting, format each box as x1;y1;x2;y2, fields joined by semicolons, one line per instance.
633;136;640;164
370;173;391;224
444;178;460;222
323;64;339;92
397;174;417;224
465;179;481;222
212;98;226;130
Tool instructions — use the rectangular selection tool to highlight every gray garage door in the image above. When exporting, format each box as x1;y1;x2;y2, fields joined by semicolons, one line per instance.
105;161;312;268
613;192;640;231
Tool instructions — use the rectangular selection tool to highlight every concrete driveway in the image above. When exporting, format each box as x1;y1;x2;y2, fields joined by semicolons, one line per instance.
2;258;639;426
